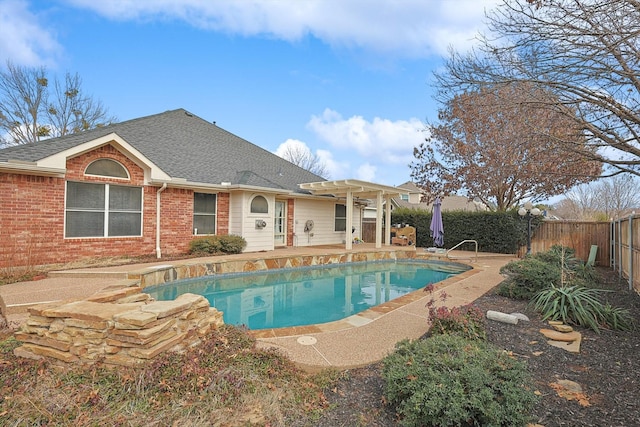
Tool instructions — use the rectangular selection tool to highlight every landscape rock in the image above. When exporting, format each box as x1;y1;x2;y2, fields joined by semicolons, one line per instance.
552;323;574;333
13;288;224;367
539;328;581;342
510;312;530;322
487;310;519;324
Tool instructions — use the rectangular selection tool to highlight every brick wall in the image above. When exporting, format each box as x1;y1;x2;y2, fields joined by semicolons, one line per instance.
0;143;232;269
0;174;66;269
287;199;295;246
217;192;230;235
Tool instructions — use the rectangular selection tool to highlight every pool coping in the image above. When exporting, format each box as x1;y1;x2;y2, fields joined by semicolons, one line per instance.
2;247;514;369
252;255;514;370
247;266;480;339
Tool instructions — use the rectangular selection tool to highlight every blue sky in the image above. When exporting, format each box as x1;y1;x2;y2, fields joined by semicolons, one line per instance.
0;0;500;187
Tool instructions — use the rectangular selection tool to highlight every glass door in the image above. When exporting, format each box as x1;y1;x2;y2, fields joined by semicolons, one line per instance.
274;201;286;246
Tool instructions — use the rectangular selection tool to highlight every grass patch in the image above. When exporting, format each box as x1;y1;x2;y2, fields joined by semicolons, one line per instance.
0;325;339;426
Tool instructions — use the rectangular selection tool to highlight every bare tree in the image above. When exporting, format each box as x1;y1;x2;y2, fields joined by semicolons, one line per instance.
554;174;640;219
434;0;640;178
46;72;113;137
556;183;602;220
0;62;114;146
594;174;640;219
411;82;601;211
279;141;330;178
0;63;49;145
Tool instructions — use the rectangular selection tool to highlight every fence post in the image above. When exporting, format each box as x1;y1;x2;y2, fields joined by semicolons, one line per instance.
610;220;615;270
618;219;623;279
629;214;634;291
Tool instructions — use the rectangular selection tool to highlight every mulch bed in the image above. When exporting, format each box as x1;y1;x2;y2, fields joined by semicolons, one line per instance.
304;267;640;427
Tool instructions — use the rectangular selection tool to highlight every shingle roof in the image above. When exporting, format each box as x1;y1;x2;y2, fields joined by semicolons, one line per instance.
391;196;487;212
0;108;325;193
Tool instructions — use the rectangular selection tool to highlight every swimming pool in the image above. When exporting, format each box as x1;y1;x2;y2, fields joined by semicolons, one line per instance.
146;260;469;330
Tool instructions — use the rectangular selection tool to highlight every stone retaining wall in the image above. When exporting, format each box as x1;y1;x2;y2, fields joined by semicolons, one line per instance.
134;249;417;289
13;284;223;367
13;249;415;366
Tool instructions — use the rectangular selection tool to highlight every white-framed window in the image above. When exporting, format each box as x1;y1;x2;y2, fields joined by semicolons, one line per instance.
194;192;217;235
65;181;142;238
335;203;346;232
400;194;409;201
250;195;268;214
85;158;129;179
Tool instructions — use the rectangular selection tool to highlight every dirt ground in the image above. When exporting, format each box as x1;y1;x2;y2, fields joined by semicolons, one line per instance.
304;267;640;427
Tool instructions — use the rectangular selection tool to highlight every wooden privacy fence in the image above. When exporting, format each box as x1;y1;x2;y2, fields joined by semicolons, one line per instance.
520;221;611;268
361;218;640;292
611;214;640;293
362;220;610;265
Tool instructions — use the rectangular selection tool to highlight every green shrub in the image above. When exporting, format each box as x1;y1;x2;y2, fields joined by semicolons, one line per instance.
531;284;634;333
498;257;561;299
428;304;486;341
382;335;538;427
531;244;576;266
391;208;536;253
189;235;247;255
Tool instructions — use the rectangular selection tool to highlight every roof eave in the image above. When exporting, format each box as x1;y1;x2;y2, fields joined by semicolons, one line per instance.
151;179;296;195
0;161;66;177
299;179;406;197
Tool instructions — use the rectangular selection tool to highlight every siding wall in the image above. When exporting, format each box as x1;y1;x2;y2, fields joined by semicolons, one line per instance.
242;193;276;252
293;199;361;247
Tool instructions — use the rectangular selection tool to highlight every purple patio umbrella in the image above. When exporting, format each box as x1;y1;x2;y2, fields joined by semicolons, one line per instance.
430;197;444;247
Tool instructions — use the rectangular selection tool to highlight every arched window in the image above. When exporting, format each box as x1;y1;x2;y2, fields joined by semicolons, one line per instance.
85;159;129;179
250;195;268;213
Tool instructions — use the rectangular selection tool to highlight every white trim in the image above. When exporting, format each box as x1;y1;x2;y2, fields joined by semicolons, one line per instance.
299;179;405;197
64;181;143;239
37;133;172;183
0;161;65;177
84;158;130;180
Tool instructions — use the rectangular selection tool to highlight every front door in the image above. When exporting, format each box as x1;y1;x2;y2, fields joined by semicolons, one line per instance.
274;201;286;246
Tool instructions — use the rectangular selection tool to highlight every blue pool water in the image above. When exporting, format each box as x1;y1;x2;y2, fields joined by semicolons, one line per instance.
146;260;469;330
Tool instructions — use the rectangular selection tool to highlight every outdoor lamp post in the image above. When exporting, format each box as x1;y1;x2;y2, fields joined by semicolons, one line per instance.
518;201;542;255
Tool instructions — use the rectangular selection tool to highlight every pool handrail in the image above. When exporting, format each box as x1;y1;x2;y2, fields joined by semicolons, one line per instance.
447;240;478;262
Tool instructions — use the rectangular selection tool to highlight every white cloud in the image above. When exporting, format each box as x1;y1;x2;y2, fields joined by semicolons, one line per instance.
0;0;61;66
316;148;348;180
63;0;500;58
307;108;424;166
274;138;350;181
356;163;377;182
274;138;311;158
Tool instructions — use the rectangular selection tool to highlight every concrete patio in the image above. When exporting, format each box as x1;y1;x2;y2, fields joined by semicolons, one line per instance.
1;245;515;369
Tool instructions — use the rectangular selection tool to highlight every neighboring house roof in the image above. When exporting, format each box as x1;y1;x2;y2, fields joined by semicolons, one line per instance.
396;181;422;193
394;181;489;211
0;108;325;194
391;196;487;212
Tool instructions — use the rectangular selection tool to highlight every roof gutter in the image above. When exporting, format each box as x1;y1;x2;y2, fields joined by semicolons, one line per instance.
149;180;294;195
156;182;167;258
0;161;66;177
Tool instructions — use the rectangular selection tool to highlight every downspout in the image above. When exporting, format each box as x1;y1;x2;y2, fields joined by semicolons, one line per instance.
156;183;167;258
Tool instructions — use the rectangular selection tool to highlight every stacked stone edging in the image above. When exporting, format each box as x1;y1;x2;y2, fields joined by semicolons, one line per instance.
13;284;223;367
136;249;417;289
13;249;416;366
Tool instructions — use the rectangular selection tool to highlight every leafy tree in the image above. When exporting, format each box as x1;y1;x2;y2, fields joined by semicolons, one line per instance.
433;0;640;178
411;82;601;210
0;62;114;146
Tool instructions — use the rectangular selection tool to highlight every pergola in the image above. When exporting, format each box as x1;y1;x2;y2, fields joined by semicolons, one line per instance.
299;179;406;250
